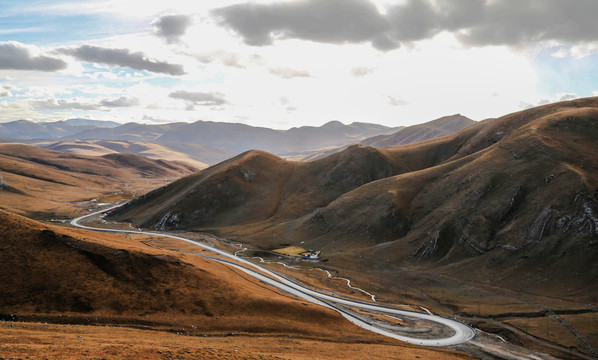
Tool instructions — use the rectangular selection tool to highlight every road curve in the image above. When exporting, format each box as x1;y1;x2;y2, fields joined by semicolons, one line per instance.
71;206;476;347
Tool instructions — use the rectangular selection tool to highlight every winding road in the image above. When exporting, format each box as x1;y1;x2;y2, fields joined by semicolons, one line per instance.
71;205;476;347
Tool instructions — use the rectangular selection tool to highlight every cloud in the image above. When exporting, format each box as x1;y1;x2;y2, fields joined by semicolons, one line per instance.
0;84;16;97
520;92;579;109
388;96;408;106
0;27;46;35
212;0;390;49
30;96;140;110
183;50;246;68
351;67;375;77
59;45;185;75
213;0;598;51
0;42;67;71
557;93;579;101
269;67;311;79
31;99;102;111
154;14;192;44
100;96;139;107
455;1;598;47
169;90;227;106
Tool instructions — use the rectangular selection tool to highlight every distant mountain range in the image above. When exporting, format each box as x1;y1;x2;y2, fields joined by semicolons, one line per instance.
58;119;404;157
0;118;120;140
0;116;475;166
301;114;475;161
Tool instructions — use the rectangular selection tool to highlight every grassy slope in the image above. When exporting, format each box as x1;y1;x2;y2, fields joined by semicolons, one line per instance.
0;143;196;218
0;209;473;359
34;139;209;169
0;209;355;335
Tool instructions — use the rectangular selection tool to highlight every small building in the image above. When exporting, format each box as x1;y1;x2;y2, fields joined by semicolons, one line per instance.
300;250;320;260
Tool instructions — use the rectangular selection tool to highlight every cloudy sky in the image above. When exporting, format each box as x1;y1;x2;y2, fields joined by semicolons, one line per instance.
1;0;597;128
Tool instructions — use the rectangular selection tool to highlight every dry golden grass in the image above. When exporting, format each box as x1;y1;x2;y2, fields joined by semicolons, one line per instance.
0;321;475;360
33;139;209;169
273;246;307;257
504;317;586;351
0;143;195;218
560;313;598;350
0;209;475;359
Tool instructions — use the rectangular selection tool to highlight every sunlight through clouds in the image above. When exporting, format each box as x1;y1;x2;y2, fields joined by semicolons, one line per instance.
0;0;596;127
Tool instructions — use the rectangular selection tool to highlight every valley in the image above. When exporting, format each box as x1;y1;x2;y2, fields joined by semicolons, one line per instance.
1;97;596;359
107;97;598;359
2;2;596;358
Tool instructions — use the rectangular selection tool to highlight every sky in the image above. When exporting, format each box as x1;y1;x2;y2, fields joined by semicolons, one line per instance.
1;0;597;129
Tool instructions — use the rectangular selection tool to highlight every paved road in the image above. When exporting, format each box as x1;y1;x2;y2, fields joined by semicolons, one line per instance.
71;206;476;347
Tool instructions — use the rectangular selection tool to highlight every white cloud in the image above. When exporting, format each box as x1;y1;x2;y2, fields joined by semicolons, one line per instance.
269;67;311;79
351;67;375;77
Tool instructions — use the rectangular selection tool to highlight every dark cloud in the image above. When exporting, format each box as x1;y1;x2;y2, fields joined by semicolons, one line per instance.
31;99;102;111
154;14;192;43
269;67;311;79
213;0;598;50
169;90;227;106
456;0;598;47
213;0;389;48
59;45;185;75
0;42;67;71
100;96;139;107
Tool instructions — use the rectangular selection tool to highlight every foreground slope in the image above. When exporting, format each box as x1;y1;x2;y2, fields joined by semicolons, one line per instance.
0;210;473;359
0;210;342;334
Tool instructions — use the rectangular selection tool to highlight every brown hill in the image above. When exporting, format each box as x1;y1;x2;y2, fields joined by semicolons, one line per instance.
33;139;208;169
361;114;475;148
0;143;197;218
0;210;475;359
111;97;598;294
110;139;465;232
0;209;352;336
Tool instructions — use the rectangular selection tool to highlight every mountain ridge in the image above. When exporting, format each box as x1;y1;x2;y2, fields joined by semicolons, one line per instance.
109;97;598;299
